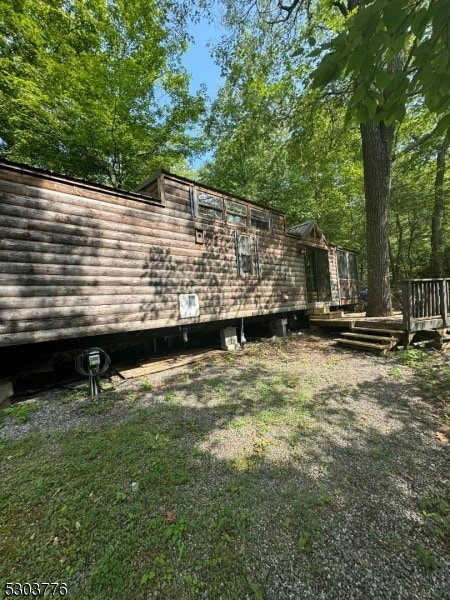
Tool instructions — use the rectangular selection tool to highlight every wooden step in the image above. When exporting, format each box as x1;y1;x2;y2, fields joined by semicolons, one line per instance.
350;326;403;337
340;332;396;343
306;307;330;316
333;338;391;354
315;311;345;319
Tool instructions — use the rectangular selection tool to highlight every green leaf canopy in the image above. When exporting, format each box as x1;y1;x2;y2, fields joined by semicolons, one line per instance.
0;0;206;187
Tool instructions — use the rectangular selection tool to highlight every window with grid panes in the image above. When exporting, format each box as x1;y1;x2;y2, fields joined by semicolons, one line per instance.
198;192;223;219
239;234;252;273
227;201;247;225
250;208;269;230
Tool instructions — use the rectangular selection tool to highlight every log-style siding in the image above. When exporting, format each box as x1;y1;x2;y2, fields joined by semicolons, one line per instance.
0;161;357;347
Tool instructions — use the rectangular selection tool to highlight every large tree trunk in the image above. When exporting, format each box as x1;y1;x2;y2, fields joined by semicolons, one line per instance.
360;120;394;316
430;140;448;277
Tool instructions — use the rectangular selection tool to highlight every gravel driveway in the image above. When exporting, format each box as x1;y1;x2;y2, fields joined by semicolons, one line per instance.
1;332;449;599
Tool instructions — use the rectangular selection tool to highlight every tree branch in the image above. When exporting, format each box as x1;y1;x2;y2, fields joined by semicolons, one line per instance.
273;0;303;22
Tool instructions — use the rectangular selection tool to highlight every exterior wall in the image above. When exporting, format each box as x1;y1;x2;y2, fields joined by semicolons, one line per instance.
328;248;341;305
0;163;310;348
292;236;342;308
0;161;359;348
154;175;309;319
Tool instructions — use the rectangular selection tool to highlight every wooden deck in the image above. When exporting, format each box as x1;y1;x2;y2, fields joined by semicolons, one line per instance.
309;305;449;353
311;278;449;339
309;311;405;331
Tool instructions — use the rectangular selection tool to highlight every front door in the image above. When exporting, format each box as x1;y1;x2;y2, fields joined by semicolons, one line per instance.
305;248;331;303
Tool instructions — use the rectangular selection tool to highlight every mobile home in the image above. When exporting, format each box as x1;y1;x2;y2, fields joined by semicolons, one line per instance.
0;160;359;355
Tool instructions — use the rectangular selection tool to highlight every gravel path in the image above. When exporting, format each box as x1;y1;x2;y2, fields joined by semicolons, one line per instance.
1;332;449;599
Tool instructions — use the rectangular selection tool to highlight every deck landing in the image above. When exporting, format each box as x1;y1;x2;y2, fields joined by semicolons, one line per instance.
309;311;404;331
309;311;448;353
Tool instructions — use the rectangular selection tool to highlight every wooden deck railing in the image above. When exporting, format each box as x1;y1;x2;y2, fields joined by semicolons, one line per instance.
402;278;450;332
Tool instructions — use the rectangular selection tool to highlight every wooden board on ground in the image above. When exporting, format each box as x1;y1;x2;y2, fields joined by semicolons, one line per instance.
116;348;223;379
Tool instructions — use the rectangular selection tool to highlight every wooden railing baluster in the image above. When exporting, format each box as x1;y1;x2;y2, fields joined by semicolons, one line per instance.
402;278;450;331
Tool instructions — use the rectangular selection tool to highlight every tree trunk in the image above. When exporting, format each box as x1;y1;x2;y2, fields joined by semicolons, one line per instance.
430;140;448;277
360;120;394;316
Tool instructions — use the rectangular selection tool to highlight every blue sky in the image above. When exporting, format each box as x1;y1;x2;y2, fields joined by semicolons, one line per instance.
181;15;226;169
183;17;224;98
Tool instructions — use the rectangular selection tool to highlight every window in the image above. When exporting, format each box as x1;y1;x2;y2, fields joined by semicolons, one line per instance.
227;201;247;225
337;251;359;300
337;250;358;280
234;232;261;279
348;253;358;279
337;250;348;279
305;248;331;302
239;234;252;273
198;191;223;219
250;208;270;231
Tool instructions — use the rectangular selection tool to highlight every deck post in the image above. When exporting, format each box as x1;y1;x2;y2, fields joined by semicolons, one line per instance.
440;279;449;326
402;280;413;332
401;332;415;348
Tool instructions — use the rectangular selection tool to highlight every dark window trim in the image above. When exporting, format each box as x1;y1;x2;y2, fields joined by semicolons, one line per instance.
234;231;262;280
192;184;272;232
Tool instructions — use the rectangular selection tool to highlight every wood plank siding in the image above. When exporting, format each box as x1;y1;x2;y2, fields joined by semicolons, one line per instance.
0;160;358;347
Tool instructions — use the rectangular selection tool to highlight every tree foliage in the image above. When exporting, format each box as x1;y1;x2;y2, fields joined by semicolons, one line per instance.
201;16;365;250
209;0;449;312
309;0;450;134
0;0;207;187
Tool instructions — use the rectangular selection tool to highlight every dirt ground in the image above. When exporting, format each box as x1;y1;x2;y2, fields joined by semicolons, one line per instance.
1;332;449;599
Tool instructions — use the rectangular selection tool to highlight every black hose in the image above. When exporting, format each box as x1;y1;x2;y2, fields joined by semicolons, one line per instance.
74;347;111;377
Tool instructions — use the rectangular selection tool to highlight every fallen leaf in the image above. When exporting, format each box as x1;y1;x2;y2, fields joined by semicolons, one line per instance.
165;510;175;523
435;431;449;443
53;536;59;546
52;487;62;498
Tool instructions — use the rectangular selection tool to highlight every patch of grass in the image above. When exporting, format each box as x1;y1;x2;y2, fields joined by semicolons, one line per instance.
283;489;339;553
396;349;433;369
393;349;449;422
125;391;142;403
369;445;388;460
79;395;117;416
56;387;88;405
419;497;450;544
415;545;439;570
164;391;179;405
338;386;353;401
141;380;154;391
2;402;40;424
388;367;404;379
231;454;264;472
1;416;196;596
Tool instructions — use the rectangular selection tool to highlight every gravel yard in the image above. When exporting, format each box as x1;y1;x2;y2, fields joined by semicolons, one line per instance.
1;332;449;599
